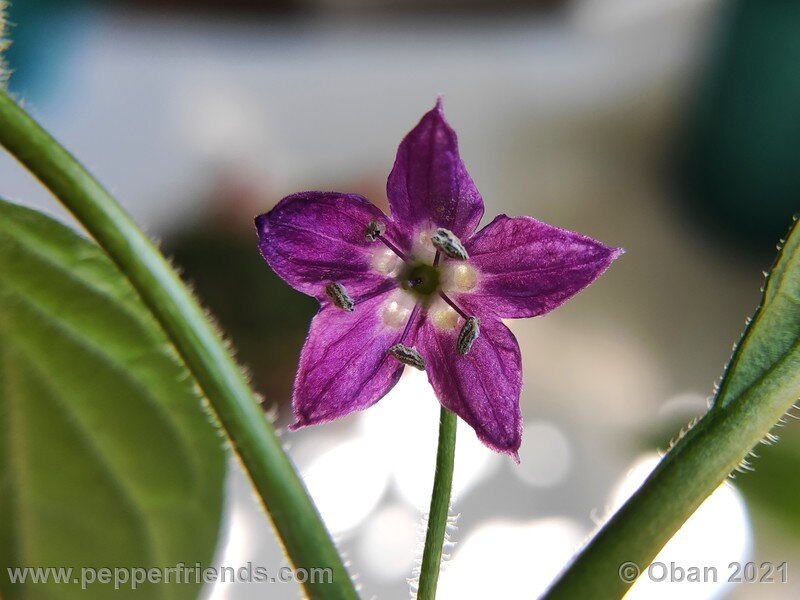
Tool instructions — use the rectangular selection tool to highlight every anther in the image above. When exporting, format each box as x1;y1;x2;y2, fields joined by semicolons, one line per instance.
365;220;386;242
325;282;354;312
431;228;468;260
389;344;426;370
457;317;480;355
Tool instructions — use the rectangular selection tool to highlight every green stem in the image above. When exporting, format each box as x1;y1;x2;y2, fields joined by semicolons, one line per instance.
0;90;357;600
544;335;800;599
545;217;800;599
417;407;457;600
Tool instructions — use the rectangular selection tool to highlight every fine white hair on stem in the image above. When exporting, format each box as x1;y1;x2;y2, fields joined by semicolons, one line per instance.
260;397;279;425
340;547;365;595
728;399;800;479
408;504;459;599
665;416;700;453
785;403;800;420
0;1;7;87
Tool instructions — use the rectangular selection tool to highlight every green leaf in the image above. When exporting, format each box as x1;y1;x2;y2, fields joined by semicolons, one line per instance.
0;89;356;600
0;200;226;600
714;217;800;409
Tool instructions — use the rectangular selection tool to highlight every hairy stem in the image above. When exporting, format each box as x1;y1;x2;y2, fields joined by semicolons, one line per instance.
0;90;357;600
544;366;800;599
544;218;800;600
417;407;457;599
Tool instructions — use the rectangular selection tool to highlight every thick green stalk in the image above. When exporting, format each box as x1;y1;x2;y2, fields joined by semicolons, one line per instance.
0;90;357;600
545;217;800;599
417;407;457;600
544;360;800;599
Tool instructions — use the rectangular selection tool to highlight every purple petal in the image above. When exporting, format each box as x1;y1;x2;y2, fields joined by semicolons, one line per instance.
291;292;418;427
418;316;522;459
256;192;399;301
464;215;623;319
387;99;484;247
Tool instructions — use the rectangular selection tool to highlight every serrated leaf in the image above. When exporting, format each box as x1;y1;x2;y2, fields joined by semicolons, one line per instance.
714;217;800;409
0;200;226;599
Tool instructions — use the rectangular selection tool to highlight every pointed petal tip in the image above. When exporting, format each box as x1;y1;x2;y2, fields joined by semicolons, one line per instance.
421;95;449;128
466;404;524;461
423;95;447;125
498;436;522;463
288;407;312;430
481;434;522;462
254;211;268;232
603;245;625;271
387;97;484;240
288;409;339;430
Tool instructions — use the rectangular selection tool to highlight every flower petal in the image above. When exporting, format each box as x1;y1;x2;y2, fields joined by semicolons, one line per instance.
256;192;399;301
464;215;623;319
387;99;484;247
418;316;522;459
291;292;418;427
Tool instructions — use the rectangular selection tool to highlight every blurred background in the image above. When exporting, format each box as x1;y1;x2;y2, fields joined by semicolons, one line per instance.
3;0;800;598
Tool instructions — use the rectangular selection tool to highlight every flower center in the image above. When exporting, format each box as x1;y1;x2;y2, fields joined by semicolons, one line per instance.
400;262;441;298
362;221;482;356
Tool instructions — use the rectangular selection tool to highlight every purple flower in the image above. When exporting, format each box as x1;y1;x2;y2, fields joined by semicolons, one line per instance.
256;99;622;460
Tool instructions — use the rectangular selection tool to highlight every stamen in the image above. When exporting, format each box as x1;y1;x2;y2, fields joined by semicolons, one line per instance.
399;303;422;343
364;219;409;261
438;292;470;320
325;282;354;312
364;220;386;242
389;344;426;370
355;280;398;305
387;302;424;367
431;228;468;261
377;235;409;262
457;317;480;355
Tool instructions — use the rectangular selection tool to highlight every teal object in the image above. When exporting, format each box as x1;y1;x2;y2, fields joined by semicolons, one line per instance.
678;0;800;248
5;0;102;102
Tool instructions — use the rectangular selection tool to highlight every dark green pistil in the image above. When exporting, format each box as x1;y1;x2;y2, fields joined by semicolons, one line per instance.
401;262;441;298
